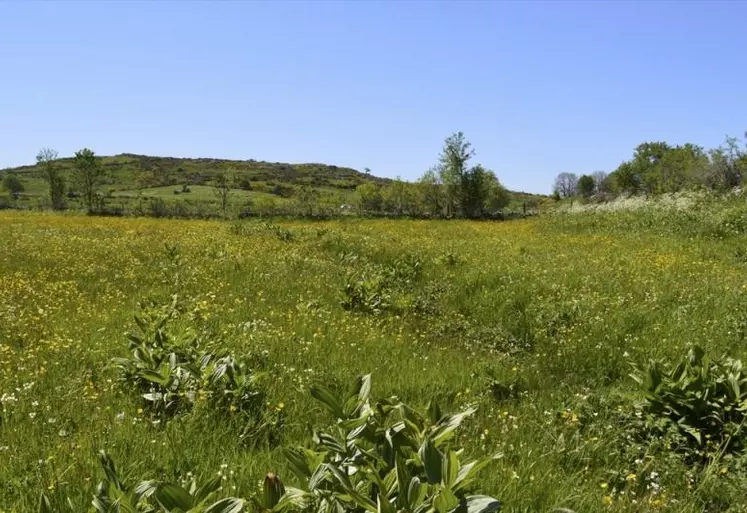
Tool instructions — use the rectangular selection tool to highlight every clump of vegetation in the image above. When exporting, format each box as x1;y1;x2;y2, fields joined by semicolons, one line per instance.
231;221;294;241
113;296;266;425
631;346;747;462
1;172;24;200
551;131;747;201
281;375;501;513
86;450;253;513
43;376;501;513
341;254;424;314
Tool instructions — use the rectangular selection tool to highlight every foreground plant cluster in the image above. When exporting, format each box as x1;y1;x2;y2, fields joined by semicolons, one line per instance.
48;374;501;513
5;202;747;512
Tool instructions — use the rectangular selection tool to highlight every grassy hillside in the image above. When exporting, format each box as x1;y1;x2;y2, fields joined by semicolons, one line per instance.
2;154;388;211
1;153;547;215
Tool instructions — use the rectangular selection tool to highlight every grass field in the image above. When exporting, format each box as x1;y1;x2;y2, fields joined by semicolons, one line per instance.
3;203;747;512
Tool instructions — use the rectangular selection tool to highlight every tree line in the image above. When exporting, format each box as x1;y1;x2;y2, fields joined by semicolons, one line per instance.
356;132;511;218
552;132;747;199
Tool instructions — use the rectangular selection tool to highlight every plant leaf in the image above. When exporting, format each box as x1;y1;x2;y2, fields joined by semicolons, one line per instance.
419;438;443;484
462;495;501;513
442;450;460;487
205;497;246;513
310;384;345;419
154;482;194;510
194;476;223;504
38;493;52;513
432;408;476;446
433;487;459;513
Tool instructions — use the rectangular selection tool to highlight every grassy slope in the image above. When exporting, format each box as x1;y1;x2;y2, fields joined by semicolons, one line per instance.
2;207;747;512
1;153;547;212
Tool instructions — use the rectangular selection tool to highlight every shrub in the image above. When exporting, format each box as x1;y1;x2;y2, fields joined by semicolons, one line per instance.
1;172;23;198
341;273;390;314
341;255;424;315
150;198;168;217
631;346;747;461
88;450;248;513
112;297;266;424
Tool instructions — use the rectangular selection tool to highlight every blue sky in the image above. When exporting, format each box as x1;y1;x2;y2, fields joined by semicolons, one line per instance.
1;1;745;193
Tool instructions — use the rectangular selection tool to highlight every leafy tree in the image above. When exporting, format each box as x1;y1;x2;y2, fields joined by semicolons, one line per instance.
37;147;65;210
1;172;24;199
461;165;494;218
576;174;595;197
612;161;640;194
73;148;105;213
633;141;671;193
404;182;423;216
382;177;410;215
356;182;382;214
135;162;155;196
591;171;610;194
706;134;746;190
438;132;474;217
296;185;318;216
213;167;236;217
553;172;578;198
484;171;510;213
659;143;708;192
608;140;714;195
417;167;444;215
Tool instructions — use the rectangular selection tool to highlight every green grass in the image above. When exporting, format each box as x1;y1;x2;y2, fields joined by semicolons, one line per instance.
3;201;747;512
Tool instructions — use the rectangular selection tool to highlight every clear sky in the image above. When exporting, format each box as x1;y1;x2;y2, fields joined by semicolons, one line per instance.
1;1;746;193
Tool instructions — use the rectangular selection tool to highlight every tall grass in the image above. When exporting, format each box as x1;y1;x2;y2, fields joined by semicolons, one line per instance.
3;204;747;511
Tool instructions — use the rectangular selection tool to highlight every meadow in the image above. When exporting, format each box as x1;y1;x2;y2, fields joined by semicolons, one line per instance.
3;200;747;512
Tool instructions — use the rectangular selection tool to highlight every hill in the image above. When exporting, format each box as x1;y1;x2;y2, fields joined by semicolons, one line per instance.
5;153;388;194
1;153;547;216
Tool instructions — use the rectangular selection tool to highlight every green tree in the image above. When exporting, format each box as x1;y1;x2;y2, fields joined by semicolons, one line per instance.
705;134;746;190
438;132;474;217
417;167;444;215
609;140;712;195
1;172;24;199
611;161;640;194
382;177;410;215
213;168;236;217
296;185;318;216
484;171;510;212
577;174;595;197
73;148;105;213
432;133;509;218
633;141;671;193
460;165;493;218
659;143;708;192
356;182;382;214
37;147;65;210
